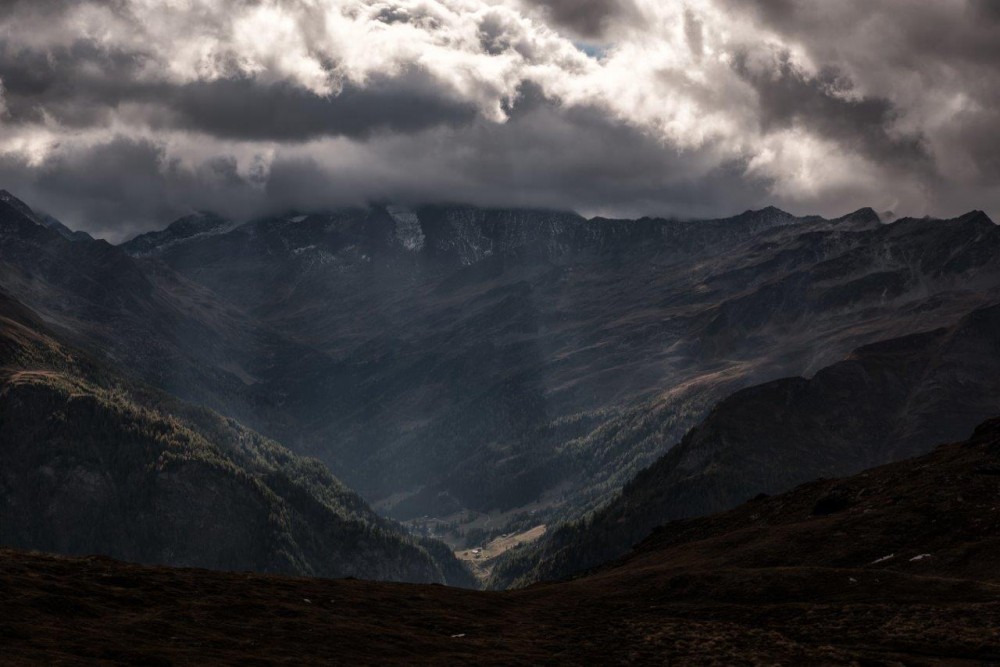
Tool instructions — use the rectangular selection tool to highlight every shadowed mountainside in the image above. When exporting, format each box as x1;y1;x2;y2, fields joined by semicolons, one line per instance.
491;299;1000;587
4;416;1000;664
0;287;473;586
116;202;1000;529
4;188;1000;544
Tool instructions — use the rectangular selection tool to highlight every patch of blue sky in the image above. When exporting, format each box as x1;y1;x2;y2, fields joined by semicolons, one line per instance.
575;42;608;60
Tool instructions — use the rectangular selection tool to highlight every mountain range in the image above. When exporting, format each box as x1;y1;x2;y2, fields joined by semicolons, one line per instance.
111;201;1000;532
2;187;1000;595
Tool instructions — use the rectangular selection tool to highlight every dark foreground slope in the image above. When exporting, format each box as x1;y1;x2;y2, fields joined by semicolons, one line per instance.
0;289;472;586
4;419;1000;665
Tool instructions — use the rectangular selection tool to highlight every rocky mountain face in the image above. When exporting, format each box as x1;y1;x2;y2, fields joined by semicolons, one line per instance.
6;417;1000;664
0;286;473;586
491;300;1000;586
4;188;1000;551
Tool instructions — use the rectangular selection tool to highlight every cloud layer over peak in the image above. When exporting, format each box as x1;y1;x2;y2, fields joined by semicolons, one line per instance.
0;0;997;239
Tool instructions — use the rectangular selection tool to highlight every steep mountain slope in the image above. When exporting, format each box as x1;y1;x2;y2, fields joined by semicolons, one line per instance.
120;199;1000;529
0;189;328;436
5;418;1000;664
492;299;1000;587
0;287;473;586
38;213;94;242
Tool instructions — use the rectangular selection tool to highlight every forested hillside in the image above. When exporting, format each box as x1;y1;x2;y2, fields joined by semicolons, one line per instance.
0;288;473;586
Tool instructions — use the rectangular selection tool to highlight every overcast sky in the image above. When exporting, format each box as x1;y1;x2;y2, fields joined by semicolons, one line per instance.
1;0;998;240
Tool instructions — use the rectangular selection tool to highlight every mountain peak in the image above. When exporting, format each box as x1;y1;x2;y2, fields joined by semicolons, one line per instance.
725;206;801;228
738;205;789;217
38;213;94;242
0;190;44;227
831;207;881;227
849;206;879;219
955;210;995;227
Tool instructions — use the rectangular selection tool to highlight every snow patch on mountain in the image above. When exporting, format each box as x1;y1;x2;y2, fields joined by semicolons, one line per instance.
388;206;425;252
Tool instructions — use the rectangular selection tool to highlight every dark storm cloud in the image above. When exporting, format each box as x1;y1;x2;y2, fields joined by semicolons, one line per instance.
0;39;478;140
0;40;148;128
156;75;479;141
436;101;766;215
970;0;1000;22
723;0;1000;85
2;0;123;11
0;92;775;241
731;51;931;171
722;0;1000;73
519;0;638;39
0;138;266;240
683;10;704;60
1;0;998;236
717;0;1000;208
256;94;773;221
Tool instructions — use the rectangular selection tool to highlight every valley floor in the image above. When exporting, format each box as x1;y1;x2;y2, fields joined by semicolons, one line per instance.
455;524;548;581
